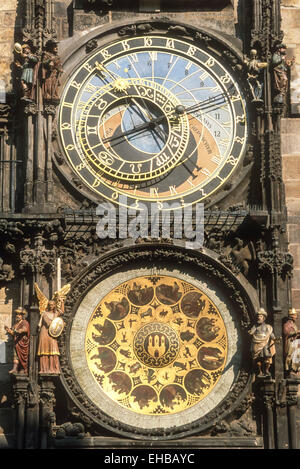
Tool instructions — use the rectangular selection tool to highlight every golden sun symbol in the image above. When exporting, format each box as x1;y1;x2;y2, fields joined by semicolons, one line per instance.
113;78;130;92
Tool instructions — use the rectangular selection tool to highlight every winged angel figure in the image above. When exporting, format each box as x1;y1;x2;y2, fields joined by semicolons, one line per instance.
34;283;71;374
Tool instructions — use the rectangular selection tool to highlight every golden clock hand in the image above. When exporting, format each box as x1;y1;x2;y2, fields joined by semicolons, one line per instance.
103;88;234;145
95;61;119;81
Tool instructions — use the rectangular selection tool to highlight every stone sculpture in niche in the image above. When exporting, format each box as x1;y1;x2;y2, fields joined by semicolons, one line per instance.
244;49;268;102
13;42;39;102
5;307;30;375
283;308;300;377
41;39;63;103
249;308;276;377
271;43;295;104
35;283;70;374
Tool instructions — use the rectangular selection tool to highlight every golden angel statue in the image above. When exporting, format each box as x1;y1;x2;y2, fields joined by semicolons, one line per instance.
34;283;70;374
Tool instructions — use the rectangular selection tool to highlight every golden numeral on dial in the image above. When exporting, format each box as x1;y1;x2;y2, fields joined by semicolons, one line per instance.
97;99;108;111
122;40;130;51
166;38;175;49
169;134;180;149
149;51;157;61
227;155;238;165
130;163;142;174
234;136;245;144
92;178;101;188
98;151;114;166
102;49;112;59
230;93;241;102
155;153;170;167
61;123;71;130
83;63;93;73
236;115;245;123
220;74;231;84
77;101;87;110
71;80;81;90
144;37;153;47
76;162;86;171
205;57;215;67
150;187;159;197
187;45;197;56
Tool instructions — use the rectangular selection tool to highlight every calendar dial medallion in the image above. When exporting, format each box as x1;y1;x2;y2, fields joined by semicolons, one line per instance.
59;33;248;209
68;263;245;437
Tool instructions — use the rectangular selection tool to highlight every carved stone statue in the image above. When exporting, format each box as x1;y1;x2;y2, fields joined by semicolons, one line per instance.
41;40;63;103
35;283;70;374
230;237;254;276
244;49;268;102
55;422;85;439
5;307;30;375
14;43;39;102
283;308;300;376
0;257;14;281
249;308;276;377
271;43;295;104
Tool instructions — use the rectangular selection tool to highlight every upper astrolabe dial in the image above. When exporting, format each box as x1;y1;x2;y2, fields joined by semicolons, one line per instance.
78;75;190;181
59;34;248;207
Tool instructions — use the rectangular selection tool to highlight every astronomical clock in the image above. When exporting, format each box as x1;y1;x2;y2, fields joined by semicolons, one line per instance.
51;19;258;441
57;29;248;210
3;0;295;450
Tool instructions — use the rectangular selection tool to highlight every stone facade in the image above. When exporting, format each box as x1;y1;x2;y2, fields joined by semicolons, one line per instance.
0;0;299;449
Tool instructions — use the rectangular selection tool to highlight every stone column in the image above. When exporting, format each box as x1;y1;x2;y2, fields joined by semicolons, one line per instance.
12;375;29;449
286;377;300;448
39;376;57;449
261;378;276;448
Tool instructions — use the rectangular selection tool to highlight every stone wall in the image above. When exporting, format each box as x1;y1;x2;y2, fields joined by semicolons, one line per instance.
0;1;18;92
282;1;300;114
0;281;19;449
282;118;300;315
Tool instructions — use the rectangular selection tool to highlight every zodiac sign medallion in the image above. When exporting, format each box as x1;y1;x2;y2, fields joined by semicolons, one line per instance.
85;275;228;415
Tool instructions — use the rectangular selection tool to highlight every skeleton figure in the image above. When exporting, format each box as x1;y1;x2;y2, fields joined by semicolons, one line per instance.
244;49;268;102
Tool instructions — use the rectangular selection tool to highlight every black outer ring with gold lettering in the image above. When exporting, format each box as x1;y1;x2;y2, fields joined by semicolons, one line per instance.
58;29;249;209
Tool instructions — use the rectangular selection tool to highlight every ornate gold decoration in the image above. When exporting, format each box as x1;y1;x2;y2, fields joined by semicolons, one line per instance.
34;282;71;315
85;275;227;415
112;78;130;92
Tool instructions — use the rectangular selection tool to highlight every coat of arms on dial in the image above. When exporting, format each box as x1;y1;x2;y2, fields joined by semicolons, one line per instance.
85;275;227;415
